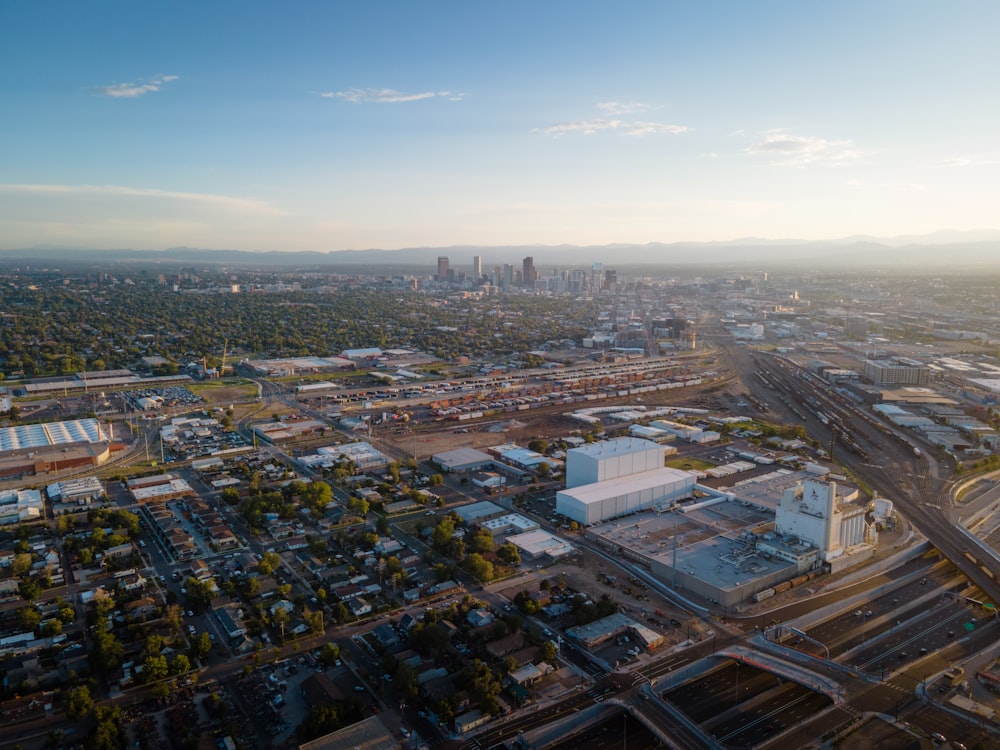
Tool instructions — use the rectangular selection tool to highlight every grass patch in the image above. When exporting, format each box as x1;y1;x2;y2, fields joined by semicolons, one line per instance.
665;457;716;472
189;381;258;403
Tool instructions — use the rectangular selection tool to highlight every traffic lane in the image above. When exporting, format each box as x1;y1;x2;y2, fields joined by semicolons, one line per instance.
709;686;831;747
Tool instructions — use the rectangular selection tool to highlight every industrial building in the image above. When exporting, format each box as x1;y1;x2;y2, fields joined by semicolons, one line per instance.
46;477;104;506
432;447;495;473
556;437;695;525
565;437;663;488
557;469;696;526
772;478;876;572
0;418;115;478
0;489;43;526
505;530;574;560
864;358;932;386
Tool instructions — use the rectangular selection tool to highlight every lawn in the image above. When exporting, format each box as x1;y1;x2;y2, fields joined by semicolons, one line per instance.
665;456;717;472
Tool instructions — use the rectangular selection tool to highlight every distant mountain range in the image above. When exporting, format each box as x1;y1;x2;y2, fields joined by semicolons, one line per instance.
5;230;1000;270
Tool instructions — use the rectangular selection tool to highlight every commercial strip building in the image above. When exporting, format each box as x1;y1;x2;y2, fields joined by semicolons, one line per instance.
127;474;196;504
565;612;665;651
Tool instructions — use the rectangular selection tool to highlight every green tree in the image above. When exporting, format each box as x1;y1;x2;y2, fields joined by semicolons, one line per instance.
464;553;494;583
11;552;32;576
18;606;41;631
540;640;558;663
497;543;521;566
88;706;123;750
467;527;495;555
317;643;341;667
143;654;169;682
190;631;212;661
347;496;369;517
65;685;94;719
258;551;282;576
170;653;191;675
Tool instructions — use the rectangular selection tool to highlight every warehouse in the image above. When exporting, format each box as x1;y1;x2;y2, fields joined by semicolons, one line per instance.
556;467;696;525
565;437;664;488
432;447;494;473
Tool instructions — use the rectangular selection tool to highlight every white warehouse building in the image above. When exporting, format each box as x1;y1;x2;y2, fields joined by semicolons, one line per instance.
565;437;664;488
557;437;695;525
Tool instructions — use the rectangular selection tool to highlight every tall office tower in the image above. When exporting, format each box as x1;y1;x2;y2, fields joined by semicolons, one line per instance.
503;264;514;288
522;256;536;286
437;256;449;282
492;266;502;286
472;255;483;279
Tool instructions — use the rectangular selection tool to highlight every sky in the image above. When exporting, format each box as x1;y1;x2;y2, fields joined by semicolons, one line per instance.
1;1;999;253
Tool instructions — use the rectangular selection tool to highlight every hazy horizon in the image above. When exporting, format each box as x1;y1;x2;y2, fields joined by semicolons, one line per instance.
2;1;999;254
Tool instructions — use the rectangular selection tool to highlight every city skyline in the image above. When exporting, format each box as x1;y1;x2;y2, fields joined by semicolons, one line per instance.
2;1;999;253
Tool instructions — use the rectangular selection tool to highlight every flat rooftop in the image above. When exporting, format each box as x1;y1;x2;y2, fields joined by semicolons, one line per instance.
559;466;695;506
587;496;773;561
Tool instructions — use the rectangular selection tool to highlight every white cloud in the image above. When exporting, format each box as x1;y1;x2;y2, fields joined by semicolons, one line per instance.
940;154;1000;167
320;87;463;103
91;75;179;98
597;101;650;116
744;129;860;166
533;118;689;137
0;183;286;215
845;179;926;192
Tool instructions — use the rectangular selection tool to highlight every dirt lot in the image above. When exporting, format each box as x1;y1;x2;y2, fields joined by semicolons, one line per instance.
382;412;585;460
188;381;258;405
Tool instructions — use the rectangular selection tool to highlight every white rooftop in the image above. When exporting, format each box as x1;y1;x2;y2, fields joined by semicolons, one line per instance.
559;466;695;506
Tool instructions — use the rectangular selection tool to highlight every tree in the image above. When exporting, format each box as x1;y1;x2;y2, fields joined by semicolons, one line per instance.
527;439;549;454
317;642;341;667
65;685;94;719
18;606;41;631
464;553;494;583
347;496;369;517
428;474;444;487
143;654;169;682
467;527;495;555
432;516;456;553
258;551;282;576
12;552;32;576
303;607;325;634
536;462;551;478
18;578;41;601
540;640;558;663
190;631;212;661
497;543;521;566
170;653;191;675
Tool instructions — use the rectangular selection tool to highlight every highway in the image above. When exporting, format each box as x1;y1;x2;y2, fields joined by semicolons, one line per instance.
731;345;1000;608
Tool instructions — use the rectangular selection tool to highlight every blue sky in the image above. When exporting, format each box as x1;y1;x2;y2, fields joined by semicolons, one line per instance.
1;1;998;252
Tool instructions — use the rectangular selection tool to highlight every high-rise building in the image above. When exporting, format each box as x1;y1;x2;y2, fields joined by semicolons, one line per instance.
472;255;483;279
437;256;449;282
522;256;536;287
502;264;514;288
